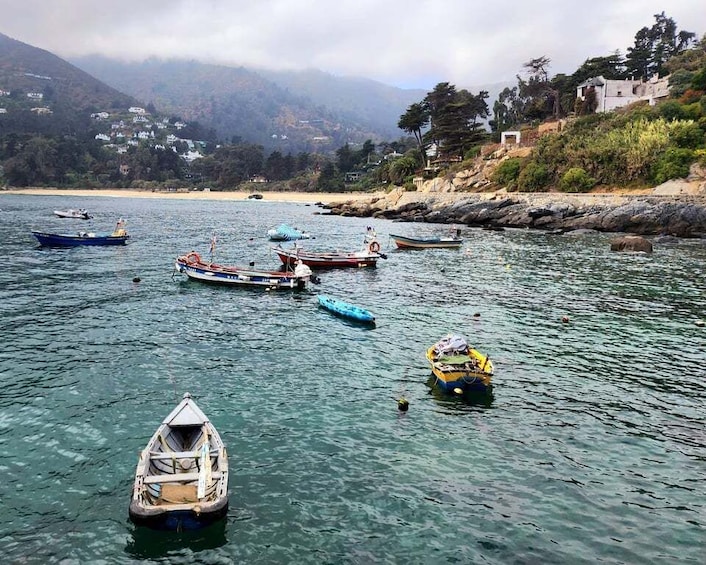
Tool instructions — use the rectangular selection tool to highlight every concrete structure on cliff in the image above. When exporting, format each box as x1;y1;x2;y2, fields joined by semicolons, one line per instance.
576;75;670;113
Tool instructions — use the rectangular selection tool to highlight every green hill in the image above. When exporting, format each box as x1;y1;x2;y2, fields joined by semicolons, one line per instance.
0;32;138;137
70;56;427;152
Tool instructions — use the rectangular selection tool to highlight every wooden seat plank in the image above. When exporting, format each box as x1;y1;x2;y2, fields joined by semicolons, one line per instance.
143;471;223;484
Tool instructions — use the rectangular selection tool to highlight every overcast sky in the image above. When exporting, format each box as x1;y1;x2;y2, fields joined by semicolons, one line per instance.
3;1;704;90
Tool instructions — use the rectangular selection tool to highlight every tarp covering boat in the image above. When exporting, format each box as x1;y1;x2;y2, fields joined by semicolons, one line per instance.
426;334;493;393
267;224;312;241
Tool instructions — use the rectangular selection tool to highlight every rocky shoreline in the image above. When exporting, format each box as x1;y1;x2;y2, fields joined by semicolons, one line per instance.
325;186;706;238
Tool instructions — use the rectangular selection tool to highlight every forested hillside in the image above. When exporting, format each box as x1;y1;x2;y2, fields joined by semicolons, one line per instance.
0;33;138;137
70;57;426;153
388;13;706;193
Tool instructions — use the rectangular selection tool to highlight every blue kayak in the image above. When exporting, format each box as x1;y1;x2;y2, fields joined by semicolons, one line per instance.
317;295;375;325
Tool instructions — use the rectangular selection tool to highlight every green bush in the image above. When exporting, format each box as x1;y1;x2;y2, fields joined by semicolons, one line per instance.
691;68;706;91
559;167;596;192
659;100;687;121
464;146;481;159
681;102;704;120
491;157;523;187
695;149;706;167
651;147;695;184
517;161;549;192
670;121;705;149
669;69;694;98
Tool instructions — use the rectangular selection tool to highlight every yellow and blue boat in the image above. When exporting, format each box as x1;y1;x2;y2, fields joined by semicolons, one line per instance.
426;334;493;393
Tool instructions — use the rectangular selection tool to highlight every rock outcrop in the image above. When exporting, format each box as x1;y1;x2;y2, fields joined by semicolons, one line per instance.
325;164;706;237
610;235;653;253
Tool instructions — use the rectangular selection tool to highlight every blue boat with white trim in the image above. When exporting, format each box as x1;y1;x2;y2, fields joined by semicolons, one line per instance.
32;218;129;247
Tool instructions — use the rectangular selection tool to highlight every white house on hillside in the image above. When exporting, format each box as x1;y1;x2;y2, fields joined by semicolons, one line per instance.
576;75;671;113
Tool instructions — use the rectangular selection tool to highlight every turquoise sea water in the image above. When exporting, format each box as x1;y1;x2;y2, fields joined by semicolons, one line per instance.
0;193;704;564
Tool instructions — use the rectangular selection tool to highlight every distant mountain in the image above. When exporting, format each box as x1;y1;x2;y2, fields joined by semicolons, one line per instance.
0;30;508;153
0;32;139;136
70;56;428;152
257;67;427;135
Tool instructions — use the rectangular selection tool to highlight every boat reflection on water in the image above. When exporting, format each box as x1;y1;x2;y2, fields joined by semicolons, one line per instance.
125;518;227;559
425;376;495;411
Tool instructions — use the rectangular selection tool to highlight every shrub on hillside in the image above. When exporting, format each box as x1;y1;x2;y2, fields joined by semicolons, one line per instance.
695;149;706;167
670;121;705;149
659;100;687;121
692;68;706;91
651;148;695;184
564;112;614;135
491;157;523;188
607;118;673;181
517;162;549;192
669;69;695;98
464;146;482;160
679;89;705;105
559;167;596;192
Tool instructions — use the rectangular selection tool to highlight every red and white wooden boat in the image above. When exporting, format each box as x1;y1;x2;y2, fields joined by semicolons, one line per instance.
272;239;384;269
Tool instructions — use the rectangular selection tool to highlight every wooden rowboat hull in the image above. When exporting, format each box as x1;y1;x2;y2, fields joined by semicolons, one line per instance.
129;393;229;531
390;234;463;249
273;246;378;269
129;495;228;531
175;252;308;290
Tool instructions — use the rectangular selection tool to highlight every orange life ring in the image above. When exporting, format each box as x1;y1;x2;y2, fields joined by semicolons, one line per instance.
185;252;201;264
368;241;380;253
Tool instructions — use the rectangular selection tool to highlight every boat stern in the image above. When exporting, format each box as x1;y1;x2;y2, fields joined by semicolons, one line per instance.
129;497;229;531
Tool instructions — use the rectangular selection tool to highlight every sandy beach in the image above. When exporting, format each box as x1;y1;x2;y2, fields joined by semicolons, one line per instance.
2;188;380;204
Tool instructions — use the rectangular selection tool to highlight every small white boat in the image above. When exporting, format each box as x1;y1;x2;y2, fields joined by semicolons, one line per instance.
54;208;91;219
128;392;229;531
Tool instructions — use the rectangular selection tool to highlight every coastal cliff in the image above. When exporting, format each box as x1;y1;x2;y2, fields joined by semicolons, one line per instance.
325;166;706;237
